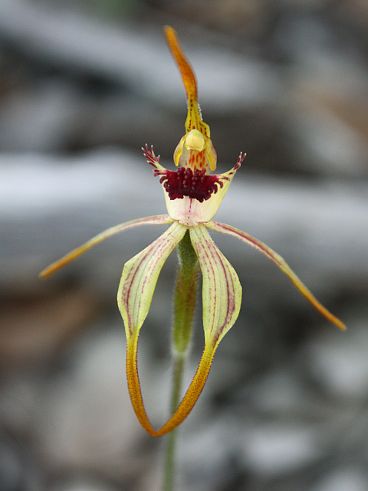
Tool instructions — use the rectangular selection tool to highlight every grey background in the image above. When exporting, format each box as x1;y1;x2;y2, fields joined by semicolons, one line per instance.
0;1;368;490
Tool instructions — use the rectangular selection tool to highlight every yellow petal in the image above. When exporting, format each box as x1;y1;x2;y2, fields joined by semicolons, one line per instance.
189;225;242;348
39;215;172;278
208;221;346;331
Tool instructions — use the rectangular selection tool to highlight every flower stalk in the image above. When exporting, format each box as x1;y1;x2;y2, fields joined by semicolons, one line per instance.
172;231;199;355
163;232;199;491
163;354;184;491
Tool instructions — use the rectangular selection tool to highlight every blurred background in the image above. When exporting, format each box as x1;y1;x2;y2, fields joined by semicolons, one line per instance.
1;0;368;490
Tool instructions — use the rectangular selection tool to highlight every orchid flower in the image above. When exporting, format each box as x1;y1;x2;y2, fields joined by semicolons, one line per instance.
40;26;345;437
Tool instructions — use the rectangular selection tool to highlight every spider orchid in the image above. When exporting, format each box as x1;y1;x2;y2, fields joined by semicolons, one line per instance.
40;26;345;437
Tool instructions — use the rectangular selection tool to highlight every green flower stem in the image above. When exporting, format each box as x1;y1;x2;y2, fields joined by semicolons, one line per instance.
163;231;199;491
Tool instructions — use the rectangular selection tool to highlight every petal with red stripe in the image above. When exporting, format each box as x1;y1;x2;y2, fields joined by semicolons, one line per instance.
39;214;172;278
208;221;346;331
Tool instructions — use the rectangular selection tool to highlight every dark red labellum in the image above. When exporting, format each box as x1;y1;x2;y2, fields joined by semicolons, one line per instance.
157;167;223;202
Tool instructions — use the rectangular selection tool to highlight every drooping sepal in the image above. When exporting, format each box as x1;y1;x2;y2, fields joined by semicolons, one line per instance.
123;223;242;438
126;332;216;437
117;221;187;340
121;222;219;437
190;225;242;348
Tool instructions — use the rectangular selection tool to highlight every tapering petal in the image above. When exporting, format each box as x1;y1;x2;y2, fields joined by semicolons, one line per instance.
208;221;346;331
190;225;242;347
117;222;186;340
39;215;172;278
